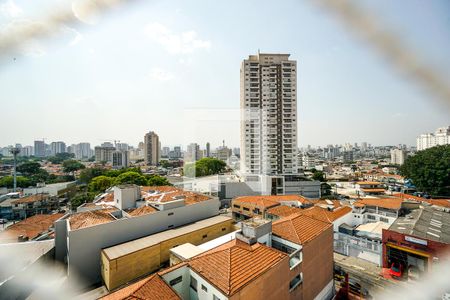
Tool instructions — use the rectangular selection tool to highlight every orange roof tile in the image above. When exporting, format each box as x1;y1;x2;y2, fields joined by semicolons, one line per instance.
11;194;49;204
234;195;310;209
394;193;450;208
360;188;385;193
0;213;64;243
69;208;117;230
272;213;332;245
100;274;180;300
300;206;352;223
356;181;382;185
188;239;287;296
142;186;210;206
125;205;158;217
353;198;404;210
266;205;303;218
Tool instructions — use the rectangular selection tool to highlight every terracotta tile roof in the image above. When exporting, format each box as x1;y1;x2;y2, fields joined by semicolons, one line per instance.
361;188;385;193
0;213;64;243
188;239;287;296
353;198;404;210
312;199;342;209
234;195;310;209
100;274;180;300
69;208;117;230
125;205;158;217
394;193;450;208
300;206;352;223
11;194;49;204
266;205;302;218
272;213;332;245
142;186;210;206
356;181;382;185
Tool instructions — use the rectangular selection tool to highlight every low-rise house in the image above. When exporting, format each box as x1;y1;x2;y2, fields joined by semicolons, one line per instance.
55;184;222;289
355;181;385;196
232;195;312;220
382;207;450;277
10;194;58;219
352;198;404;225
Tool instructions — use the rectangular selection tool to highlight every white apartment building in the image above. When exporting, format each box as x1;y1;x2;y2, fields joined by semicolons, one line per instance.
416;126;450;151
240;53;298;175
50;141;66;155
95;145;116;163
390;148;407;165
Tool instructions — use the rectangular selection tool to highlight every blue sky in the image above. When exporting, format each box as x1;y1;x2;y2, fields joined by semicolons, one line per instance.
0;0;449;149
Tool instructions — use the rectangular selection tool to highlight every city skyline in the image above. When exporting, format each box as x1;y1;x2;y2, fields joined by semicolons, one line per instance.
1;0;449;148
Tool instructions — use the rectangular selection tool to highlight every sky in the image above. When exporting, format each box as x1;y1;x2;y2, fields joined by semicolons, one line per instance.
0;0;449;149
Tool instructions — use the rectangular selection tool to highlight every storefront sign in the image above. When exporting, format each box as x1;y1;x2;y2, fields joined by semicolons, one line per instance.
405;235;427;246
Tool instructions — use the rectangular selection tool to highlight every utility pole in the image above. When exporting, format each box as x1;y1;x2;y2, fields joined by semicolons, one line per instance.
10;147;21;193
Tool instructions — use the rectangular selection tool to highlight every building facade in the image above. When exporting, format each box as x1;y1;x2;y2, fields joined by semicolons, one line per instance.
417;126;450;151
144;131;160;166
240;53;298;175
34;140;46;158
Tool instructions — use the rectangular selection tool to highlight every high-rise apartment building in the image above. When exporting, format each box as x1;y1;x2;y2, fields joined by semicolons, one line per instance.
112;150;129;169
95;145;116;163
144;131;160;166
185;143;202;162
50;141;66;155
240;53;298;175
390;148;407;165
205;142;211;158
34;140;46;158
417;126;450;151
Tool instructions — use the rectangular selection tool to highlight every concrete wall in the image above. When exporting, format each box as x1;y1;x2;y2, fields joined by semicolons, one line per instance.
285;181;321;198
63;198;220;288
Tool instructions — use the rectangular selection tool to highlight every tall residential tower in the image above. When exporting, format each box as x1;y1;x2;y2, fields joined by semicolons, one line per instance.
240;53;298;175
144;131;160;166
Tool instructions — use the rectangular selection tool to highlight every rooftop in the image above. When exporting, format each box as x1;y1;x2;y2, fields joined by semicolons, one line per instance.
0;213;64;243
124;205;158;217
357;181;382;185
141;186;211;206
388;207;450;244
102;215;232;260
11;194;49;204
353;198;404;210
266;205;302;218
234;194;310;209
394;193;450;209
68;208;118;230
188;239;287;296
300;206;352;223
99;273;180;300
272;213;332;245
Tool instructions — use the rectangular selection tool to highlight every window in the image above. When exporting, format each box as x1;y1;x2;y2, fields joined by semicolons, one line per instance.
289;273;303;291
221;227;226;231
202;234;208;239
380;217;389;223
190;276;198;292
367;214;376;220
168;224;174;229
233;204;240;209
169;276;182;286
201;284;208;292
243;207;250;211
168;212;174;216
213;295;221;300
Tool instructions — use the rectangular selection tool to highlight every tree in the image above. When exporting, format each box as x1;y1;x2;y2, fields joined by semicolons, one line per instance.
79;167;106;183
47;152;75;164
70;193;90;209
17;161;41;176
62;160;85;173
88;175;114;193
146;174;171;186
114;171;148;186
312;171;326;182
0;176;31;188
400;145;450;196
321;182;332;196
184;158;227;177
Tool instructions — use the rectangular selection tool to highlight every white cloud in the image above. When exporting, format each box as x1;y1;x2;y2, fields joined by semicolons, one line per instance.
144;22;211;55
148;67;175;81
63;26;83;46
0;0;23;18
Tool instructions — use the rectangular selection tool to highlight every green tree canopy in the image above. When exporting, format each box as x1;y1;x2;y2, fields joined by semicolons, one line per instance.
312;170;326;182
88;175;114;193
0;176;31;188
146;174;172;186
400;145;450;196
114;171;148;186
79;167;107;183
47;152;75;164
184;158;226;177
62;160;86;173
17;161;42;176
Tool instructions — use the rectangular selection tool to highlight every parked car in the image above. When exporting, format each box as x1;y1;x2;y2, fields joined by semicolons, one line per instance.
390;262;403;279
